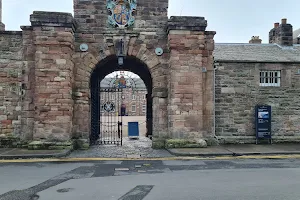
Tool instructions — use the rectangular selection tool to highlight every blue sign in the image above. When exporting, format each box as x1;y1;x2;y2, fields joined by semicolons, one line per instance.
255;105;272;144
128;122;139;138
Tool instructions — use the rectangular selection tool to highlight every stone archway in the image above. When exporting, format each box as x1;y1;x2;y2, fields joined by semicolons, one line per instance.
72;42;169;145
89;55;153;144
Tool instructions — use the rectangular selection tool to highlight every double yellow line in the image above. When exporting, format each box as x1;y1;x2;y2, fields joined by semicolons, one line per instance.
1;154;300;163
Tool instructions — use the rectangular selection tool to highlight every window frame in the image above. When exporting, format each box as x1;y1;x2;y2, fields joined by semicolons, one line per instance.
142;105;146;113
259;70;281;87
131;105;136;112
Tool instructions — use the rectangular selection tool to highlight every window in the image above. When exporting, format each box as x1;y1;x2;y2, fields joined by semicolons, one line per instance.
132;95;136;100
142;105;146;113
260;70;281;87
143;95;146;100
131;105;136;112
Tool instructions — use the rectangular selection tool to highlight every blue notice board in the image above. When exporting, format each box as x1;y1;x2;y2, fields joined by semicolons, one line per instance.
255;105;272;144
128;122;139;137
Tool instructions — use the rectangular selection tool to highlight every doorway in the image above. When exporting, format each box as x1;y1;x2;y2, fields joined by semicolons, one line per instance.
89;56;153;145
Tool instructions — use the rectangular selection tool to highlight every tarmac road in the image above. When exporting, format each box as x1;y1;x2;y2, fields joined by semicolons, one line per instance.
1;159;300;200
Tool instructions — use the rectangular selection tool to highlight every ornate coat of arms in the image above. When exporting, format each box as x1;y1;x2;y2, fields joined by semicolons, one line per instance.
113;74;127;88
107;0;137;28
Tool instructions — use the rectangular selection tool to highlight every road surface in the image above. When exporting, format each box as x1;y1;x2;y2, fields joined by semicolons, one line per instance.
1;159;300;200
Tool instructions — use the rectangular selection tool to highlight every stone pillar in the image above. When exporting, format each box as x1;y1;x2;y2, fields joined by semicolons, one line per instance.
20;26;35;140
0;0;5;30
30;11;76;141
152;88;168;137
167;16;216;141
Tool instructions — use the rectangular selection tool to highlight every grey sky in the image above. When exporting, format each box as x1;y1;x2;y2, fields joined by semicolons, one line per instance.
2;0;299;43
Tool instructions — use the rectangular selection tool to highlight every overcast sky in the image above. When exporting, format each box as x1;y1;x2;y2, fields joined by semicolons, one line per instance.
2;0;299;43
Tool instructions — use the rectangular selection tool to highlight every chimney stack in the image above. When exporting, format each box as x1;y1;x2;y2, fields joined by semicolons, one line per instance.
249;36;262;44
269;18;293;46
274;23;279;28
281;18;287;24
0;0;4;31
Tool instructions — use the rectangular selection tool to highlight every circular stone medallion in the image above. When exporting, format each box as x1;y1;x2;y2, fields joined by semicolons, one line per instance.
80;43;89;52
155;47;164;56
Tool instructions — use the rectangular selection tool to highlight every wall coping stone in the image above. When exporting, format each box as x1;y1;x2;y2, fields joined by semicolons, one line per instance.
168;16;208;32
20;26;33;31
30;11;77;31
0;30;22;35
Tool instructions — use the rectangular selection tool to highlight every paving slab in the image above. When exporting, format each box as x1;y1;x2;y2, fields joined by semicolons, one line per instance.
168;144;300;157
167;146;232;156
0;148;10;155
0;148;72;159
224;144;300;155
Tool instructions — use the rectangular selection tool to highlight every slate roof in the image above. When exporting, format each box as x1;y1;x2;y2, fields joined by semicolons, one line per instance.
214;43;300;63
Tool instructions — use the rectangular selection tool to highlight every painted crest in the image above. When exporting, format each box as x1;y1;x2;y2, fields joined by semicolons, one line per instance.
107;0;137;28
113;73;127;88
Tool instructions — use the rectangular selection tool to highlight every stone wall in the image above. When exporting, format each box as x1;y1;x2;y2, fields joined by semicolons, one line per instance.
215;62;300;143
167;16;215;140
0;31;23;138
73;0;168;32
29;12;76;141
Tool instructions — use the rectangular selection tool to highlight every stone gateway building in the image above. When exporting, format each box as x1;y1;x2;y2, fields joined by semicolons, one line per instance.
0;0;300;149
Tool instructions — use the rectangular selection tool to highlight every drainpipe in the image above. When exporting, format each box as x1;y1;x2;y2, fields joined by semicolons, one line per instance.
213;60;218;139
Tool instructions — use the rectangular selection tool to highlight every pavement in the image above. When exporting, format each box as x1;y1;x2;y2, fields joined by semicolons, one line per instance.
2;159;300;199
69;137;172;159
167;143;300;157
0;148;71;159
1;140;300;161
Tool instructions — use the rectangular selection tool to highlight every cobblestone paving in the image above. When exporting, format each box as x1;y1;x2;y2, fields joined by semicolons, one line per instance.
69;137;173;158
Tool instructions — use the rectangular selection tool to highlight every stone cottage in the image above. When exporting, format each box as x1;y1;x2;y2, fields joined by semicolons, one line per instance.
214;19;300;144
0;0;299;148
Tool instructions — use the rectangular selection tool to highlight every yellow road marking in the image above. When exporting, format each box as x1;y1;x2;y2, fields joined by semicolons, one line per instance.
1;154;300;163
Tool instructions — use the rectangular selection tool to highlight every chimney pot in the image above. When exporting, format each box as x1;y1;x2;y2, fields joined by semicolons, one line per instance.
249;36;262;44
281;18;287;25
274;23;280;28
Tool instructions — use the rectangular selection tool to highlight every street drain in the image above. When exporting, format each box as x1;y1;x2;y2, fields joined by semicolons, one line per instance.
57;188;74;193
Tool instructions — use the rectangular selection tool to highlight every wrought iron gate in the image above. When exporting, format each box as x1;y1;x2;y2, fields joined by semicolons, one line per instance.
90;84;124;146
98;88;123;145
